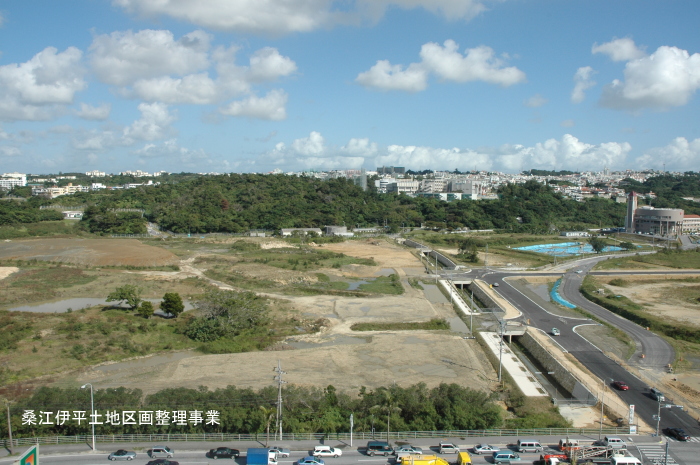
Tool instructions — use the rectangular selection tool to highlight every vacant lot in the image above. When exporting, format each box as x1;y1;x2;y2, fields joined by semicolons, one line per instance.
0;238;179;267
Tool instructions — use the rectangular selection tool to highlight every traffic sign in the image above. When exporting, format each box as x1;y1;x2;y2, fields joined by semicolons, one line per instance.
18;445;38;465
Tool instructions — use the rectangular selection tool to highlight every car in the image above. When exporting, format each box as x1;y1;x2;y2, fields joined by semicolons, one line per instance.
146;460;179;465
366;441;393;456
312;445;342;458
149;446;175;458
438;441;459;454
612;381;629;391
492;451;521;464
108;450;137;461
298;456;325;465
551;328;560;336
208;447;240;459
269;447;291;458
472;444;500;455
393;445;423;455
492;283;500;287
575;270;583;274
664;427;690;441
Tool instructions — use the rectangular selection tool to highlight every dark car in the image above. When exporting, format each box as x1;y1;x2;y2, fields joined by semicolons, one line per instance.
146;460;179;465
612;381;629;391
208;447;240;459
664;427;690;441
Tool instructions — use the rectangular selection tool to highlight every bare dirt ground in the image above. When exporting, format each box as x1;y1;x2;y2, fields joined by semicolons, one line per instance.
0;237;497;397
0;238;179;267
605;278;700;324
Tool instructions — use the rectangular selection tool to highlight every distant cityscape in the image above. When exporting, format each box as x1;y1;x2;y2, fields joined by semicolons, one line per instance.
0;166;681;203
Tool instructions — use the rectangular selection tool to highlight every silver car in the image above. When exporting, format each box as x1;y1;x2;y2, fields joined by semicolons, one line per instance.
108;449;137;461
270;446;291;458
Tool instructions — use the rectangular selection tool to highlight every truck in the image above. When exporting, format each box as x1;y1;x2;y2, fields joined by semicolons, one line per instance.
400;455;450;465
247;448;278;465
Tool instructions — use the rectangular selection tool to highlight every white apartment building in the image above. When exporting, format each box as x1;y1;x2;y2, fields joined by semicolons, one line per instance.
419;178;447;193
386;179;420;194
0;172;26;190
86;170;106;177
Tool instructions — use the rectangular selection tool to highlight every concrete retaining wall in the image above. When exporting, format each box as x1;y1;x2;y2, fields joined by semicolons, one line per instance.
519;332;596;404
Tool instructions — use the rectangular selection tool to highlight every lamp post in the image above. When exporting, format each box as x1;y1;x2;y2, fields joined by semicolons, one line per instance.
81;383;95;451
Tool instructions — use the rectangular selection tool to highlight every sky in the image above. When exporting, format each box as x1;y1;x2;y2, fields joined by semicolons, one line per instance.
1;0;700;175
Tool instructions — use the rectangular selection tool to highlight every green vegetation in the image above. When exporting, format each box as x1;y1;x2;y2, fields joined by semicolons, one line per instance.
137;301;154;319
581;276;700;344
351;318;450;331
607;278;629;287
0;220;83;239
0;382;502;436
358;274;404;294
106;284;143;310
161;292;185;317
595;248;700;270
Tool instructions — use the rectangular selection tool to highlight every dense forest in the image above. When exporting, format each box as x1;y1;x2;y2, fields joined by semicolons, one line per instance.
3;172;700;235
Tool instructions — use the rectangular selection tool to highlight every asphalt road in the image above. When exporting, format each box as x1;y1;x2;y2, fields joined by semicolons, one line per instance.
469;261;700;437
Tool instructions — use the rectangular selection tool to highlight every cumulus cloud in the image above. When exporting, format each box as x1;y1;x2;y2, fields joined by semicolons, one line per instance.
134;138;206;161
131;73;224;104
219;89;288;120
72;129;119;151
592;37;646;62
247;47;298;82
114;0;496;35
123;102;176;143
259;131;631;173
0;46;86;121
356;39;524;92
571;66;596;103
524;94;547;108
89;29;211;86
0;146;21;157
635;137;700;171
600;46;700;110
76;103;111;120
355;60;428;92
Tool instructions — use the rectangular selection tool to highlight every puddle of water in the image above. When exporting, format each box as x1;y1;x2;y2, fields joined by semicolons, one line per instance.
374;268;395;276
8;298;193;313
347;280;370;290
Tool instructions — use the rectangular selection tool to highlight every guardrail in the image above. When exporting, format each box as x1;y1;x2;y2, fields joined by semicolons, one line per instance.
0;428;630;447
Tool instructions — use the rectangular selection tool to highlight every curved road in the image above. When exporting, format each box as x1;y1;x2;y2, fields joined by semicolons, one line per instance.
453;260;700;436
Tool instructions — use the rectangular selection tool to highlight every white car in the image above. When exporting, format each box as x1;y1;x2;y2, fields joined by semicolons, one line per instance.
312;446;343;458
270;447;291;458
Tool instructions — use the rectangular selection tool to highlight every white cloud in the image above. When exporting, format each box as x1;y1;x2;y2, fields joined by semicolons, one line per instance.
89;29;211;86
0;46;86;121
560;119;574;127
600;46;700;110
524;94;547;108
494;134;630;172
257;131;632;173
635;137;700;171
114;0;333;35
72;129;119;150
0;146;21;157
76;103;111;120
592;37;646;62
219;89;288;120
571;66;596;103
123;102;176;143
131;73;224;104
248;47;298;82
134;138;206;160
419;40;525;86
355;60;428;92
356;39;524;92
114;0;496;36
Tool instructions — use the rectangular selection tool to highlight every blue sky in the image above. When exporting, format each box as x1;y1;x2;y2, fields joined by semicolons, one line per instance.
1;0;700;175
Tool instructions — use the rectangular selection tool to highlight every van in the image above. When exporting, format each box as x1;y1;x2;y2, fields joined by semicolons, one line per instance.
558;438;580;452
492;451;520;464
650;387;665;401
610;457;642;465
516;439;543;453
603;436;626;449
456;451;472;465
438;442;459;454
149;445;175;458
367;441;393;456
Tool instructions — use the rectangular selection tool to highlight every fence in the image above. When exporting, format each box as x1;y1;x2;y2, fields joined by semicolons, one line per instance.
0;427;630;448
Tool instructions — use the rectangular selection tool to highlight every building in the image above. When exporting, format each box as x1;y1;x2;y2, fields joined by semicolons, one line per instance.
280;228;323;237
0;172;27;190
85;170;106;177
625;192;638;232
682;214;700;234
385;180;420;194
632;206;684;235
560;231;590;237
377;166;405;175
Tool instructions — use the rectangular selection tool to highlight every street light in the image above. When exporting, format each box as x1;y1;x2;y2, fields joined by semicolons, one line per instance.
81;383;95;451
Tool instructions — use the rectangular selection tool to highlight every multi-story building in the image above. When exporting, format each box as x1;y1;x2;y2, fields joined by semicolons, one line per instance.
86;170;106;177
0;172;27;190
632;206;684;235
385;179;420;194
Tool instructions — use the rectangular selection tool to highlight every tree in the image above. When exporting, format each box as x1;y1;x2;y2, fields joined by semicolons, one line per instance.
106;285;142;310
259;405;275;447
619;241;636;250
138;301;154;319
161;292;185;318
588;236;607;254
457;238;479;263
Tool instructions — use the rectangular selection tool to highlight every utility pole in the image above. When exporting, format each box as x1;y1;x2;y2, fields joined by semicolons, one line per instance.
598;380;606;440
655;397;662;437
273;361;287;441
4;400;12;454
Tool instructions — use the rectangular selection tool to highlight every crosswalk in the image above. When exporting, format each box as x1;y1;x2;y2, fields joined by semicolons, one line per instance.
666;436;700;442
636;444;678;465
